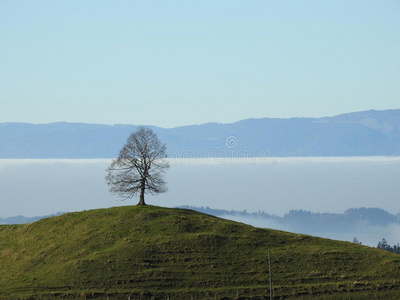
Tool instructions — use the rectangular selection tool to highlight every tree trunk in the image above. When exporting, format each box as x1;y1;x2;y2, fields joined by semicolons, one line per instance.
137;180;146;205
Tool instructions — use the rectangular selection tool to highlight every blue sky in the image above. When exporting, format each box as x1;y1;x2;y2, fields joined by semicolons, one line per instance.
1;0;399;127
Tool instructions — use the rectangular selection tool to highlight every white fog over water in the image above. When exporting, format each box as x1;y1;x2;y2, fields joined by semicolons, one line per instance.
1;157;400;218
1;157;400;246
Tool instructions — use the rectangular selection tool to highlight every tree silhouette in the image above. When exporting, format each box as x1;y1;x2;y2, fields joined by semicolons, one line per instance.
105;127;169;205
377;238;389;251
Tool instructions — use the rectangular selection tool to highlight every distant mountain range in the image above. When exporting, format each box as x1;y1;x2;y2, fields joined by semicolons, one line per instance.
0;212;65;225
1;109;399;158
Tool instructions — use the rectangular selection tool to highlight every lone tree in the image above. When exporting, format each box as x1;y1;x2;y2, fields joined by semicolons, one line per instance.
105;126;169;205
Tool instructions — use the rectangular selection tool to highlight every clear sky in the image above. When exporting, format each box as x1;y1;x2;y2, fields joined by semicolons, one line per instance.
1;0;399;128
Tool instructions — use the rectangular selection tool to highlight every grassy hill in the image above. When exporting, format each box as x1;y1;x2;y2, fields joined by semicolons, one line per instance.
1;205;400;299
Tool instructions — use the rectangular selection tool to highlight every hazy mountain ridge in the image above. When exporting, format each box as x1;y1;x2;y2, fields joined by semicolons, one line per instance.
0;212;65;225
0;109;399;158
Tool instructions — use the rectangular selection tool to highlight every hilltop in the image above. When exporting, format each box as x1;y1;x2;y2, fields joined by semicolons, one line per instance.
1;109;400;158
1;206;400;299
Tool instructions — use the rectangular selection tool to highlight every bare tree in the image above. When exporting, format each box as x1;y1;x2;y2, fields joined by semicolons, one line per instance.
105;126;169;205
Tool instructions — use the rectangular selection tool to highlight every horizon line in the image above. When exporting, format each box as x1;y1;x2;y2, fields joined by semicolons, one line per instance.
1;108;399;129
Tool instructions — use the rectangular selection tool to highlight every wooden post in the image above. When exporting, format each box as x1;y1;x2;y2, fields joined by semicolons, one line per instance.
268;249;273;300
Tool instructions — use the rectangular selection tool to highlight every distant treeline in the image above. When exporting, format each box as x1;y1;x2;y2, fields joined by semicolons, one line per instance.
376;238;400;254
352;237;400;254
178;205;400;233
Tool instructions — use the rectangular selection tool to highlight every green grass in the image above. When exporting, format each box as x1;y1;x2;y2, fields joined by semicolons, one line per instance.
0;205;399;299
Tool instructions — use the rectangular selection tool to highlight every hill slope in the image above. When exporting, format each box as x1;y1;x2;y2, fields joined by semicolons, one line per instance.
1;206;400;299
1;109;399;158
